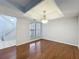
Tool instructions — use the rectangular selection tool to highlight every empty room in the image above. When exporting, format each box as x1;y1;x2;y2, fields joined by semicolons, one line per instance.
0;0;79;59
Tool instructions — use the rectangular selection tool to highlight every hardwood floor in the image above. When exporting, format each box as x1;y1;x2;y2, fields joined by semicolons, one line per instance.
17;39;79;59
0;39;79;59
0;46;16;59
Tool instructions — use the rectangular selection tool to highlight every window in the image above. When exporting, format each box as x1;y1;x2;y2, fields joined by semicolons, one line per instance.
0;15;17;41
30;22;42;39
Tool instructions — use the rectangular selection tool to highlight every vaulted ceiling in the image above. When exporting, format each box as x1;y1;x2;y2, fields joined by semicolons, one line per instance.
24;0;64;21
0;0;79;21
55;0;79;17
7;0;42;13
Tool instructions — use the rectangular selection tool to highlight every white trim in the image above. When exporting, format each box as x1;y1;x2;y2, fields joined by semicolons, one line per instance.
44;39;78;47
16;39;39;46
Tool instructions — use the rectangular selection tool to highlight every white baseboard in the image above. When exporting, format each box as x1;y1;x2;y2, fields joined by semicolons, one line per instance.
0;40;16;49
16;39;40;46
44;39;78;47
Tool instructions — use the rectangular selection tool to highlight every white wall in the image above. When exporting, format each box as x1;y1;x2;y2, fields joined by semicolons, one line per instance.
42;17;78;46
16;17;31;46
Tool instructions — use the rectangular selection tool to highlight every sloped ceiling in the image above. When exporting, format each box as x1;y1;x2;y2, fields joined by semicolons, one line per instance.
0;0;79;21
24;0;79;21
24;0;64;21
0;0;24;17
7;0;42;13
55;0;79;17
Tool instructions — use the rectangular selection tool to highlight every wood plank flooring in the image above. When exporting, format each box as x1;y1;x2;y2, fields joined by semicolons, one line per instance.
17;39;79;59
0;39;79;59
0;46;16;59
